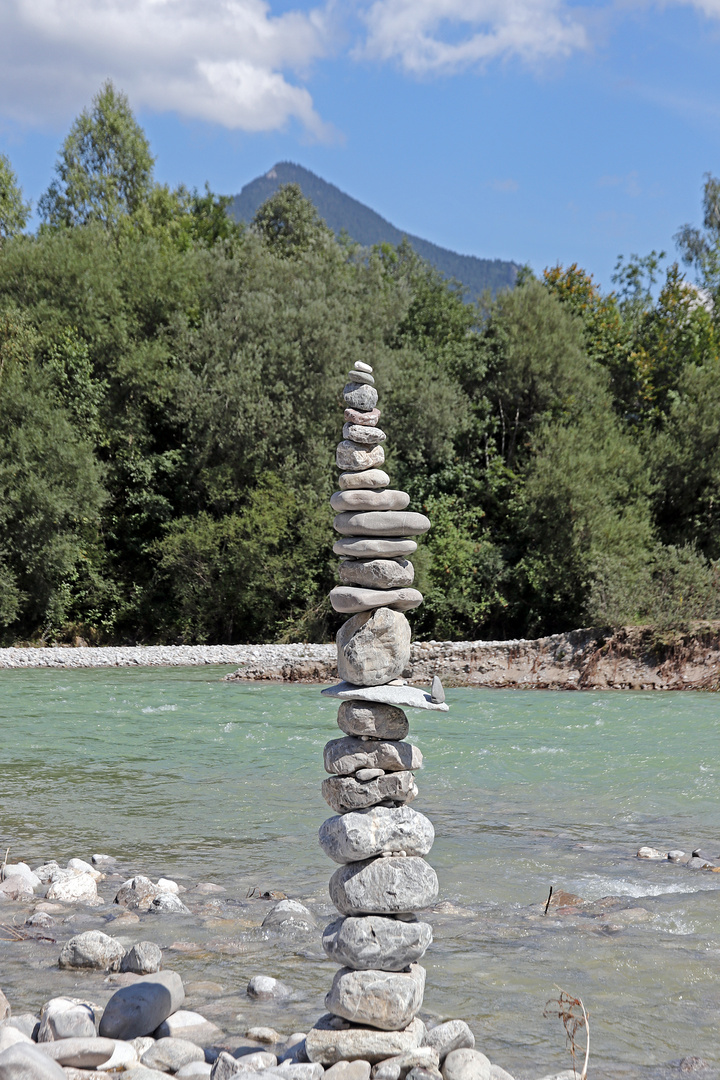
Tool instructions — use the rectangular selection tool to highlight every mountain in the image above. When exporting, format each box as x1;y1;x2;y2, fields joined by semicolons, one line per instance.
228;162;519;300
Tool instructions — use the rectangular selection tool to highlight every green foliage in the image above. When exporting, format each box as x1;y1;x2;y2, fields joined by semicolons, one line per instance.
252;183;332;257
0;154;30;242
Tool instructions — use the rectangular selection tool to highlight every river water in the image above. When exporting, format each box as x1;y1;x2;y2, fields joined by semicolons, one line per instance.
2;668;719;1079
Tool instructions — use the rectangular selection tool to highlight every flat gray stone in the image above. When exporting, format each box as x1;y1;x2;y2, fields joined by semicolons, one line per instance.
323;684;449;713
319;806;434;863
339;470;389;491
373;1049;440;1079
334;512;430;538
37;999;96;1041
346;371;375;386
331;491;409;513
343;424;386;446
325;1061;371;1080
323;915;432;970
354;362;373;374
330;587;423;614
324;737;423;776
441;1049;491;1080
35;1037;119;1068
334;539;417;559
99;971;185;1040
337;608;411;686
343;384;378;411
344;407;380;426
330;858;439;915
322;772;418;815
339;559;414;591
337;701;409;740
305;1016;425;1065
121;942;163;975
336;442;386;473
58;930;126;972
142;1037;205;1073
0;1043;67;1079
326;965;425;1031
423;1022;474;1062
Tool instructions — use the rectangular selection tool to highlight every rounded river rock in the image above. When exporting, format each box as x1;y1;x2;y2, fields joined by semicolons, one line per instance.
338;558;414;591
334;538;417;559
331;490;409;513
324;737;423;776
336;607;411;686
330;587;423;614
333;511;430;538
325;964;425;1030
305;1015;425;1066
329;857;439;915
322;772;418;815
319;806;434;863
323;915;432;970
342;384;379;411
336;442;386;473
337;701;409;740
99;971;185;1040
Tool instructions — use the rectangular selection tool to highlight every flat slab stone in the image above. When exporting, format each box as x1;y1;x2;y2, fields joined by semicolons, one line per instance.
324;737;423;776
334;539;417;559
305;1015;425;1065
346;370;375;386
339;559;414;591
344;408;380;427
343;424;386;446
338;470;390;491
323;915;432;970
343;384;378;411
322;684;449;713
337;608;411;686
337;701;409;740
330;587;423;614
331;491;409;513
325;965;425;1031
35;1038;119;1068
322;772;418;815
319;806;434;863
337;442;386;473
329;857;439;915
333;512;430;538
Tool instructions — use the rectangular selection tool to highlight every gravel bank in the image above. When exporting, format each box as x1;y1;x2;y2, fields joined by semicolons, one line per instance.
0;643;335;670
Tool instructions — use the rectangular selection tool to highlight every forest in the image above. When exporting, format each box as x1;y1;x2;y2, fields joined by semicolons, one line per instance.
0;83;719;646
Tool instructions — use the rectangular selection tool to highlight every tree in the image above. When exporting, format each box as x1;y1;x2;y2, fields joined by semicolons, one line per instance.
39;81;155;228
0;153;30;242
253;183;332;256
675;172;720;300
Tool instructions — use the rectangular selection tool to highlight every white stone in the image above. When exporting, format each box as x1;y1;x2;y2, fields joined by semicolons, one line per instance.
423;1022;474;1062
142;1037;205;1073
337;701;409;740
153;1010;222;1043
337;608;411;687
333;512;430;538
0;1043;67;1079
58;931;126;972
121;941;163;975
37;1037;121;1069
322;684;449;713
305;1016;425;1066
637;846;665;860
355;362;373;373
319;807;434;864
326;966;425;1031
246;976;291;1001
324;737;423;776
339;559;414;591
339;470;390;491
37;998;97;1042
334;539;417;559
46;871;101;905
331;491;409;513
330;587;423;614
329;857;439;915
441;1049;491;1080
346;371;375;386
67;858;104;881
3;863;40;889
336;442;386;473
322;772;418;815
323;915;432;970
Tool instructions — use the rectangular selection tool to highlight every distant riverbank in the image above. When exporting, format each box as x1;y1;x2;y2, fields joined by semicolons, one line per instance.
1;624;718;689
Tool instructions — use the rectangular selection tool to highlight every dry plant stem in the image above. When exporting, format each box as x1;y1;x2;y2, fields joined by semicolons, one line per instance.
544;989;590;1080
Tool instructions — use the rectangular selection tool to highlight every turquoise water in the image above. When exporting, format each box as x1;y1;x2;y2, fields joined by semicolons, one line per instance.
2;668;720;1078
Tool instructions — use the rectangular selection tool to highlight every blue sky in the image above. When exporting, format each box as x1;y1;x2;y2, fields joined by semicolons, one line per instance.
1;0;719;289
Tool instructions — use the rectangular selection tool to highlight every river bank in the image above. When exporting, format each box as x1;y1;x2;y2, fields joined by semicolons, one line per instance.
2;625;718;689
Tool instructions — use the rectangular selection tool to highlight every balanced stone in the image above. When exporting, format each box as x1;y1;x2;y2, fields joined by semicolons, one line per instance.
322;772;418;815
324;737;423;776
329;857;439;915
325;965;425;1031
319;806;434;863
336;442;386;473
323;683;449;713
337;608;411;686
333;512;430;537
343;384;378;411
347;370;375;386
323;915;432;970
305;1015;425;1065
339;469;389;491
345;407;380;426
337;701;409;740
355;362;373;373
334;538;417;559
343;424;386;446
330;587;423;614
339;558;414;590
332;491;410;513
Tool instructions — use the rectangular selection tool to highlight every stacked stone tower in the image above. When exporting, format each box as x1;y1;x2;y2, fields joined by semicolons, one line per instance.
305;362;449;1067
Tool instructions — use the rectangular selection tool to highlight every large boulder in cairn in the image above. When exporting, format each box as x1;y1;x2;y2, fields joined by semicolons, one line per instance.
331;490;407;513
305;1015;426;1065
337;608;411;686
323;915;432;971
319;807;434;864
336;443;386;473
339;558;414;590
58;931;126;972
333;512;430;538
324;737;422;776
99;971;184;1040
330;857;439;916
343;384;378;411
322;772;418;815
337;701;409;741
326;965;425;1031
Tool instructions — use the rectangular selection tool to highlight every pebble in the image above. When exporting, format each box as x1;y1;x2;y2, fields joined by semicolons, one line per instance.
3;863;41;889
330;587;423;615
305;1016;425;1066
58;931;125;972
338;470;390;491
429;677;445;705
142;1037;205;1073
333;538;417;559
336;442;386;473
333;512;430;538
245;1027;283;1044
246;976;292;1001
262;899;316;932
99;971;185;1040
329;857;439;916
337;608;411;687
344;408;380;426
346;371;375;386
338;558;414;591
331;491;409;514
636;846;665;860
343;384;378;411
337;701;409;741
323;915;432;971
354;362;373;373
121;942;163;975
342;424;386;446
423;1022;474;1062
322;684;449;713
0;1042;67;1079
324;736;423;776
322;772;418;815
68;858;104;881
37;999;97;1042
319;807;434;864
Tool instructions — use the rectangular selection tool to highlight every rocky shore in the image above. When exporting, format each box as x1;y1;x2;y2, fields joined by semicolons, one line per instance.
2;625;718;689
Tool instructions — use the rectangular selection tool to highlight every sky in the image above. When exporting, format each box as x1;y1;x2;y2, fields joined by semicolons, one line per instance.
1;0;719;289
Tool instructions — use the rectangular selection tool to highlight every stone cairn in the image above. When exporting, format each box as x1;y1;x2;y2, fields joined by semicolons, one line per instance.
305;361;451;1068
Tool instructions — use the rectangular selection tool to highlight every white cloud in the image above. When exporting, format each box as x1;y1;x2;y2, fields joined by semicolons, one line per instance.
0;0;333;137
358;0;589;75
